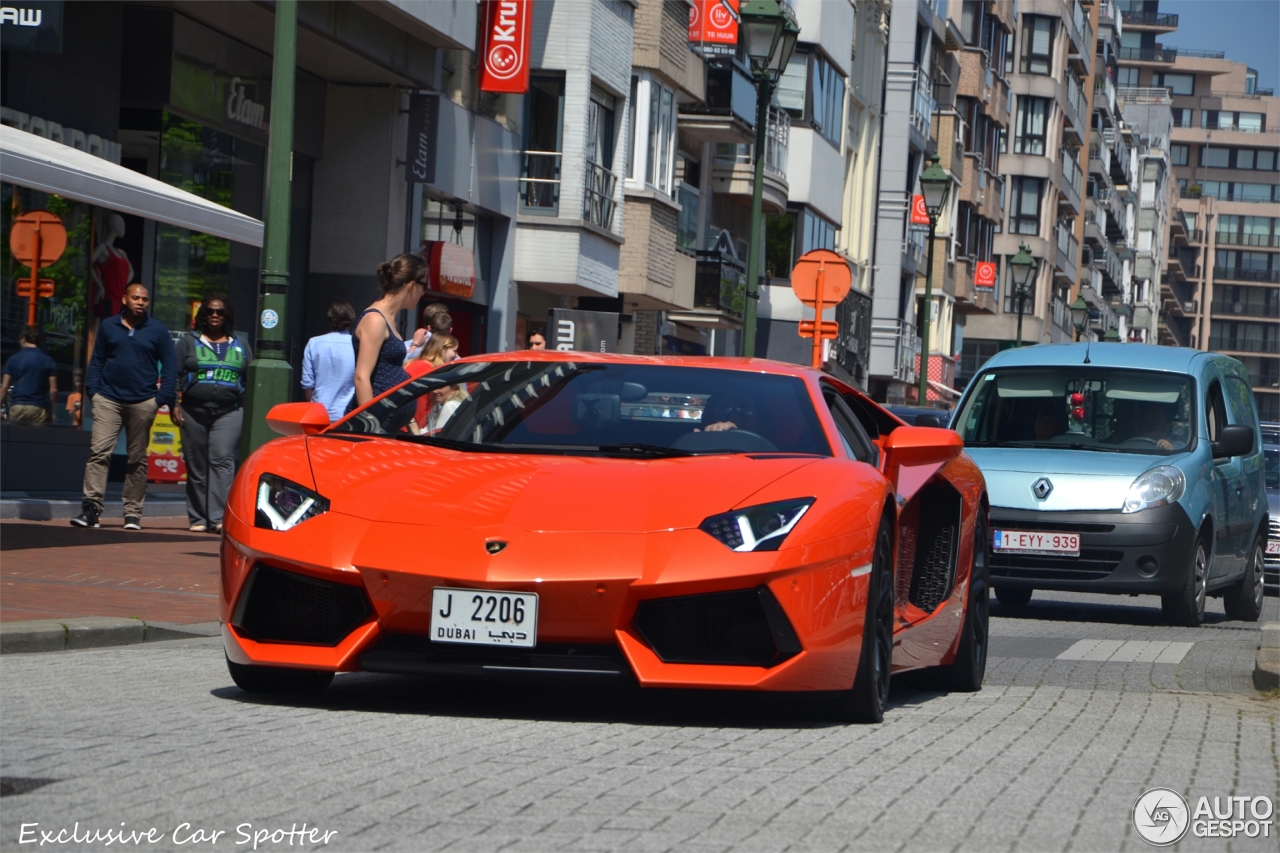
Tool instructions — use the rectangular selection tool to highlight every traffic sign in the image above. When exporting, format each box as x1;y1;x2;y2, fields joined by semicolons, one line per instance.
790;249;852;367
798;320;839;339
9;211;67;266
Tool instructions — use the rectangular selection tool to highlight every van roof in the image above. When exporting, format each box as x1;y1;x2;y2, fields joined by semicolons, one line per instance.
979;343;1210;374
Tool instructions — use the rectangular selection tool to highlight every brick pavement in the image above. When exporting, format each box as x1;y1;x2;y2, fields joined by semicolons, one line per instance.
0;519;220;624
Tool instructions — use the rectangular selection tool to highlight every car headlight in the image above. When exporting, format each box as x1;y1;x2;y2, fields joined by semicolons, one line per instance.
700;498;814;552
255;474;330;531
1122;466;1185;514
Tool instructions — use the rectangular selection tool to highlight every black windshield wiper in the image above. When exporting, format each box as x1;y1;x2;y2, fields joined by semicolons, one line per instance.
595;443;698;458
1009;441;1125;453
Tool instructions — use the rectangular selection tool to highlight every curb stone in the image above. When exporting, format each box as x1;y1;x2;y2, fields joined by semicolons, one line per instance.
1;498;187;520
0;618;221;654
1255;621;1279;691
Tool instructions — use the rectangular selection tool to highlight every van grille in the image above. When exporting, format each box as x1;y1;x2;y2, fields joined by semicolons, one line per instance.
989;550;1124;582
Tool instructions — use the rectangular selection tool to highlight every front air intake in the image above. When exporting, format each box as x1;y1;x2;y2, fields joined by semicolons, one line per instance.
232;565;371;646
634;587;800;667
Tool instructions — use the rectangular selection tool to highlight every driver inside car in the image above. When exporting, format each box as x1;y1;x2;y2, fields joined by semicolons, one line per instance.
1134;403;1175;451
697;392;759;433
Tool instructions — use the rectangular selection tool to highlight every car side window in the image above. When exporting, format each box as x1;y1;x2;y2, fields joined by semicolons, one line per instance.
1205;380;1228;443
1223;376;1258;452
823;390;876;464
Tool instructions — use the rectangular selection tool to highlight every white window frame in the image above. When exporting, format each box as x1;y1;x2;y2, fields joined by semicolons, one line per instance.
626;73;678;197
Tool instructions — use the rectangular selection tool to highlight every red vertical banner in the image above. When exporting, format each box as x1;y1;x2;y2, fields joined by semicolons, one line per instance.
479;0;533;93
911;195;930;225
689;0;739;57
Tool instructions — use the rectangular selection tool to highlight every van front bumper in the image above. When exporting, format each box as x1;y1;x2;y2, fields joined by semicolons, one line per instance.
987;504;1197;595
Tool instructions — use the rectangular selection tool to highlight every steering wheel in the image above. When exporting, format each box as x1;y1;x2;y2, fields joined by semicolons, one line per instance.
1123;436;1159;446
672;429;779;453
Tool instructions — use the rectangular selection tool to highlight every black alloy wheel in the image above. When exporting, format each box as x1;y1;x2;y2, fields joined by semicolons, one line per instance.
840;512;895;724
994;586;1033;607
940;509;990;692
1162;538;1208;627
226;656;334;695
1223;534;1265;622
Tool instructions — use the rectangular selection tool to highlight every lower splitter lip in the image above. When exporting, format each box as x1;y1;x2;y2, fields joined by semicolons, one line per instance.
358;634;633;681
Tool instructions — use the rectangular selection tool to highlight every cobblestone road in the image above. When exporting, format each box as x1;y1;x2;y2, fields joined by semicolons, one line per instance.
2;592;1276;852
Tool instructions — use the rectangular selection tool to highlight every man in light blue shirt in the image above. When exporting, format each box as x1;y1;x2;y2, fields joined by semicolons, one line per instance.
301;301;357;421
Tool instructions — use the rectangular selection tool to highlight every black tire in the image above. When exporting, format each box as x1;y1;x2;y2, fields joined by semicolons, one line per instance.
1223;534;1265;622
994;586;1032;607
226;656;334;695
1162;538;1208;627
837;512;895;724
940;510;990;692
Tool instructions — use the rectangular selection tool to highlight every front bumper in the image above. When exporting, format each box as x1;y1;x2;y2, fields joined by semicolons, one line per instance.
987;503;1197;595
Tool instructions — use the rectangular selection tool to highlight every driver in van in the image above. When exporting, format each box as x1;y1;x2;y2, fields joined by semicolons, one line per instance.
1134;403;1175;451
697;392;759;433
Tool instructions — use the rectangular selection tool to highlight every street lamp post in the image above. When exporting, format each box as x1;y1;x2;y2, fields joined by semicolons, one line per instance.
916;155;951;405
1070;295;1090;341
1009;243;1037;347
739;0;798;358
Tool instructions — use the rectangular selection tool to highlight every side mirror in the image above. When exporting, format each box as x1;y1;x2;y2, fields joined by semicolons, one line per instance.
1212;424;1253;459
882;425;965;495
266;402;331;437
914;413;945;428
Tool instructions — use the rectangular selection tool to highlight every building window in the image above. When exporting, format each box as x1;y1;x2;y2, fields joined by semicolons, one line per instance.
810;53;844;148
1003;31;1014;75
1258;149;1277;171
1153;72;1194;96
1200;146;1229;168
1013;97;1049;156
520;74;565;214
627;74;677;197
1117;66;1141;87
776;53;807;120
797;207;836;256
584;90;618;229
1020;16;1054;75
1171;144;1189;166
1009;176;1042;235
1170;107;1192;127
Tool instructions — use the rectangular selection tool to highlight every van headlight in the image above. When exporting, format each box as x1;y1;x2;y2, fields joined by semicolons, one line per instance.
1122;466;1185;514
700;499;814;552
255;474;330;530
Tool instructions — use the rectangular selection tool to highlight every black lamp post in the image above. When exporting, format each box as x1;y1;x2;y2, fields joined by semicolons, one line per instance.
916;154;951;404
740;0;799;358
1009;243;1037;348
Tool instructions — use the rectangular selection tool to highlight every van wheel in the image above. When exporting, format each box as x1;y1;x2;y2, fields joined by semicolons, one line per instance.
995;587;1032;607
1162;539;1208;627
1223;535;1264;622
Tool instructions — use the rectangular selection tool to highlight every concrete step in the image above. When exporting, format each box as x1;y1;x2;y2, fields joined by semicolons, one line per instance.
0;617;220;654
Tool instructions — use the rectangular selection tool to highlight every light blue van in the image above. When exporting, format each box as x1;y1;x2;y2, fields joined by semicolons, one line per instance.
951;343;1268;626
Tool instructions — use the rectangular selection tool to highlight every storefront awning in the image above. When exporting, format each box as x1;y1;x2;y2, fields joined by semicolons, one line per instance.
1;126;263;247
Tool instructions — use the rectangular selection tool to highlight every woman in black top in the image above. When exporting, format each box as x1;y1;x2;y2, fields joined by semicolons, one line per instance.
352;254;428;407
173;296;252;533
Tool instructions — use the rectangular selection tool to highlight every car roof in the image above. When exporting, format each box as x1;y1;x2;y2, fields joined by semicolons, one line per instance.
456;351;824;379
977;342;1208;374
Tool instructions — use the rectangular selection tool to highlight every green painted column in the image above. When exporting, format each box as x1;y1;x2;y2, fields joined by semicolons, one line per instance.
240;0;297;460
741;78;773;359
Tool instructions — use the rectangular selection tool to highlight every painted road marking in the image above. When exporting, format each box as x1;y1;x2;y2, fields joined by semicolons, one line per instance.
1056;639;1194;664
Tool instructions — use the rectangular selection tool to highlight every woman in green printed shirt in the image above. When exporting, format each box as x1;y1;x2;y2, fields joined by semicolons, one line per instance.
173;296;253;533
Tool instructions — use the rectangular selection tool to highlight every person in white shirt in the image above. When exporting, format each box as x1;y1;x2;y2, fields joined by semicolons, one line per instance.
301;301;358;421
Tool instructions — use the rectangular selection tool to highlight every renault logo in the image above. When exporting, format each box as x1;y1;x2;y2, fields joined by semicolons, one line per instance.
1031;478;1053;500
485;541;507;555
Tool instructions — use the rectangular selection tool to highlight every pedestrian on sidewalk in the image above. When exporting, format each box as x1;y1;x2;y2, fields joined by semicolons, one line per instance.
405;302;449;361
73;284;176;530
351;254;427;408
300;300;357;422
1;325;57;424
173;296;252;534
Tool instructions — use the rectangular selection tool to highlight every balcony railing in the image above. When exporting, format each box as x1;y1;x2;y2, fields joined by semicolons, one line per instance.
1120;10;1178;27
871;319;919;383
1065;73;1087;128
1094;73;1116;115
1061;149;1083;197
1211;300;1280;319
1214;267;1280;283
1178;48;1226;59
519;150;562;214
582;160;618;230
1118;46;1177;63
1056;222;1079;282
677;183;700;253
1216;231;1280;248
903;228;927;271
911;66;936;140
1116;87;1172;105
713;105;790;176
1209;335;1280;354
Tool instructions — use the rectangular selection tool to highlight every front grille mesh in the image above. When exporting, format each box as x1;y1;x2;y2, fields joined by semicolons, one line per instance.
234;565;371;646
634;588;794;667
990;550;1124;581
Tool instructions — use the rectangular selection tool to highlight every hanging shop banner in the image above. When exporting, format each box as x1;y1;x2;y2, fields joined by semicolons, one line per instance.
426;241;476;299
974;260;997;291
478;0;533;93
911;195;931;225
405;93;440;184
0;1;63;53
688;0;738;57
548;309;618;353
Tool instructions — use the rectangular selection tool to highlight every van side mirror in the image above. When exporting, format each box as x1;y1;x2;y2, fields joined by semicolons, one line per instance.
1212;424;1253;459
266;402;331;436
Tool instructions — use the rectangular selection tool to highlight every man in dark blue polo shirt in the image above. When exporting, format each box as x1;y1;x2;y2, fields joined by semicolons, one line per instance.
1;326;57;424
73;283;176;530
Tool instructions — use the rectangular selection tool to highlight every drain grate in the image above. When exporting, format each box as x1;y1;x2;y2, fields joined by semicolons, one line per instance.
1;777;59;797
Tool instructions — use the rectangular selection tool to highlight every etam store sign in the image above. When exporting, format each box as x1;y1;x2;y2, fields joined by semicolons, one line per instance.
478;0;532;94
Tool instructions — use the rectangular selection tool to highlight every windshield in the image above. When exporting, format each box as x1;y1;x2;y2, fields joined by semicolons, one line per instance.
955;367;1195;455
1266;446;1279;491
329;360;832;457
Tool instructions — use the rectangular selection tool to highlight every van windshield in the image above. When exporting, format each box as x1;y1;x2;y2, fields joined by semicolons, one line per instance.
955;367;1194;455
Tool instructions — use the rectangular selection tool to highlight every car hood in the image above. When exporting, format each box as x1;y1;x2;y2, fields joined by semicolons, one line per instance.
305;437;822;532
963;447;1181;512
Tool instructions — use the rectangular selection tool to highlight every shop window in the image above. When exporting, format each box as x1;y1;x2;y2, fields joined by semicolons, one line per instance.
1013;97;1049;156
1009;177;1043;235
1020;16;1053;76
520;74;565;214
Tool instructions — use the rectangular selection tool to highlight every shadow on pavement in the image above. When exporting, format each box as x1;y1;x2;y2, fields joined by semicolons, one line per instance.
0;522;205;551
211;673;939;729
989;595;1241;627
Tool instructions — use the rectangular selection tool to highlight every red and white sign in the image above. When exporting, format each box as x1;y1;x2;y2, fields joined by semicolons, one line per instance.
428;242;477;299
993;530;1081;556
479;0;533;94
974;260;997;291
689;0;738;52
911;195;930;225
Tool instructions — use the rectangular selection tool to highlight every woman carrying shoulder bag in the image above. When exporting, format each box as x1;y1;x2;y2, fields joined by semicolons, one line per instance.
174;296;252;533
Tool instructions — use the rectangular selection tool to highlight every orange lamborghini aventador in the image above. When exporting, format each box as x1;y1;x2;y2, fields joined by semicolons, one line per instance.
221;353;989;722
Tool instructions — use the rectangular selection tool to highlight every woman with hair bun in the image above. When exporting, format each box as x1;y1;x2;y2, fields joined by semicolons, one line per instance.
352;253;428;407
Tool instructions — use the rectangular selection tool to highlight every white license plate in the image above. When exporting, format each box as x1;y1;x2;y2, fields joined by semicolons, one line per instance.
431;587;538;648
993;529;1081;556
1267;541;1280;556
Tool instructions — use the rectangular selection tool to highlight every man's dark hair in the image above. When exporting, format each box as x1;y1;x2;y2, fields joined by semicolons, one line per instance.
20;325;39;344
423;302;452;334
328;300;356;331
193;295;235;336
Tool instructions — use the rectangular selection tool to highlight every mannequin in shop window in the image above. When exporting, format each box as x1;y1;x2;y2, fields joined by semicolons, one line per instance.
91;213;132;318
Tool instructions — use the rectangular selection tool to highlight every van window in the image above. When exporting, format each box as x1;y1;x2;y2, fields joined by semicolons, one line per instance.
1205;380;1228;443
1223;376;1258;454
955;367;1194;455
